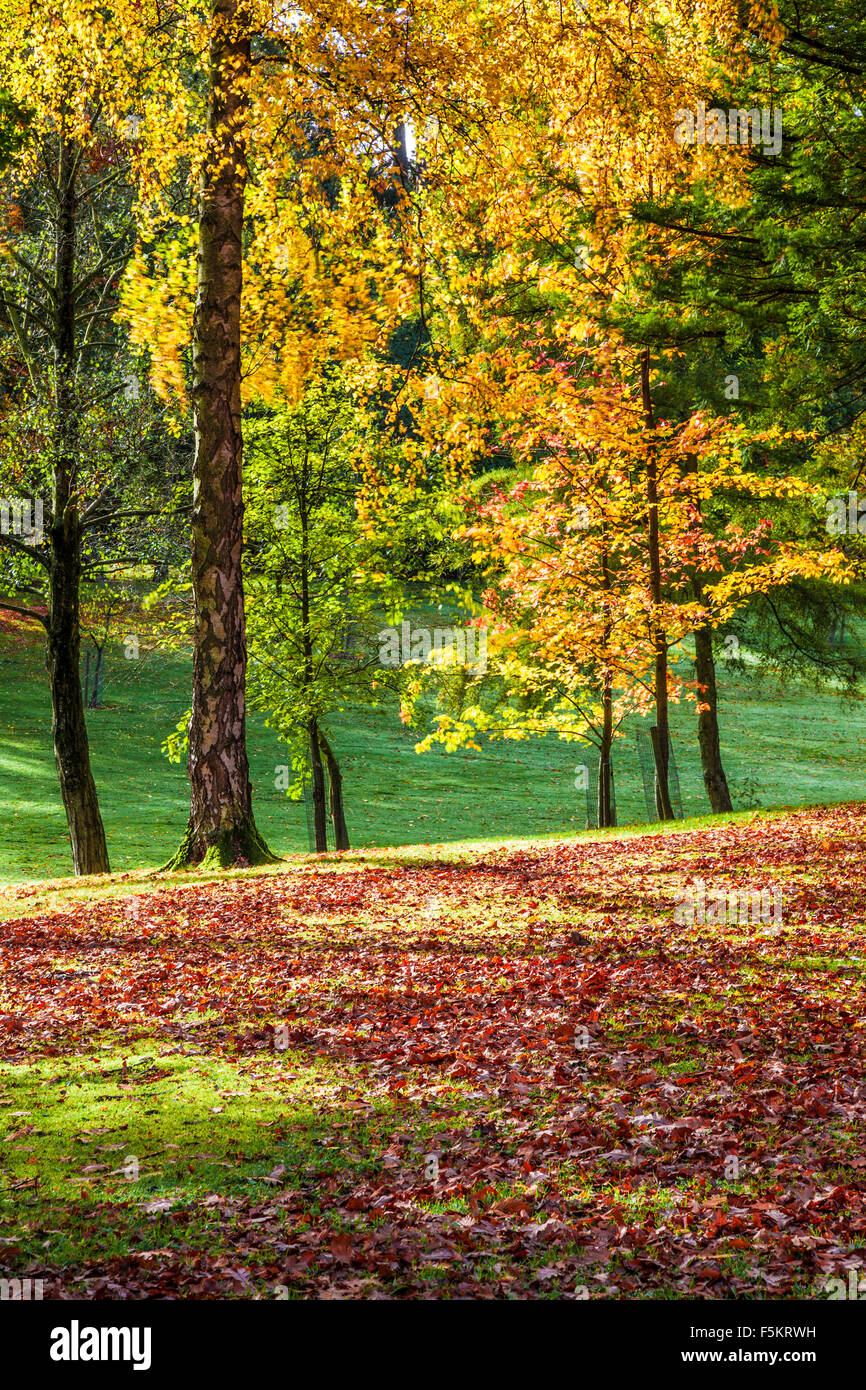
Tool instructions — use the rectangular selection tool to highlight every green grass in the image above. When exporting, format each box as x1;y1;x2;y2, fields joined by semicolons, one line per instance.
1;628;865;882
0;1034;494;1289
0;1041;439;1278
0;1043;395;1206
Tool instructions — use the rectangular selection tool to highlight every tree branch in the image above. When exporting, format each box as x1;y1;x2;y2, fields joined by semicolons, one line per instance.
0;531;51;568
0;597;47;627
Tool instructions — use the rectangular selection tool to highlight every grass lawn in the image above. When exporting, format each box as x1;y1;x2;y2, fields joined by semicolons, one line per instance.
1;625;865;883
0;802;863;1299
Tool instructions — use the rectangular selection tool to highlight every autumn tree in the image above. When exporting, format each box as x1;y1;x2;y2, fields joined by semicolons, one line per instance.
393;0;858;819
612;0;866;759
114;0;452;867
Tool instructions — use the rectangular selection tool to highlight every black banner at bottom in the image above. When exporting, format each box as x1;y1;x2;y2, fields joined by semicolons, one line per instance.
1;1296;858;1381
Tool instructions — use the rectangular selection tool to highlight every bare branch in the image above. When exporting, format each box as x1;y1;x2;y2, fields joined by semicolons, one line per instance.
0;597;47;627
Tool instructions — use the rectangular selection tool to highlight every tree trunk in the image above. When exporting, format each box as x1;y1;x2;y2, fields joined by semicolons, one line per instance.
319;730;350;850
45;510;111;875
87;643;104;709
641;347;674;821
308;720;329;852
45;133;110;876
683;442;733;816
693;618;733;812
598;689;614;829
598;532;615;829
167;0;275;870
650;724;675;821
598;744;613;829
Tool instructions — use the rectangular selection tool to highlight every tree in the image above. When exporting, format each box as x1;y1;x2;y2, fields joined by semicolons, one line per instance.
157;0;275;869
0;24;147;874
618;0;866;739
119;0;426;867
244;376;400;851
399;0;860;819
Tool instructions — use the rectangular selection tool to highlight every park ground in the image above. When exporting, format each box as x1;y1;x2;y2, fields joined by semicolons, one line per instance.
0;801;863;1299
1;618;866;881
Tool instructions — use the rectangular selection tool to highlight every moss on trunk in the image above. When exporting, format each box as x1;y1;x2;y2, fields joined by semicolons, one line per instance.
162;815;279;873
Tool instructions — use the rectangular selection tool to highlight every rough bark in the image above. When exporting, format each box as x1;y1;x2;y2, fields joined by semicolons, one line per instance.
168;0;275;870
45;134;110;876
641;348;675;821
319;729;350;850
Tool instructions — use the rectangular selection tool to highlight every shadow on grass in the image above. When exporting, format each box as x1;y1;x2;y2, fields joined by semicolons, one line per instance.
0;1043;461;1285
